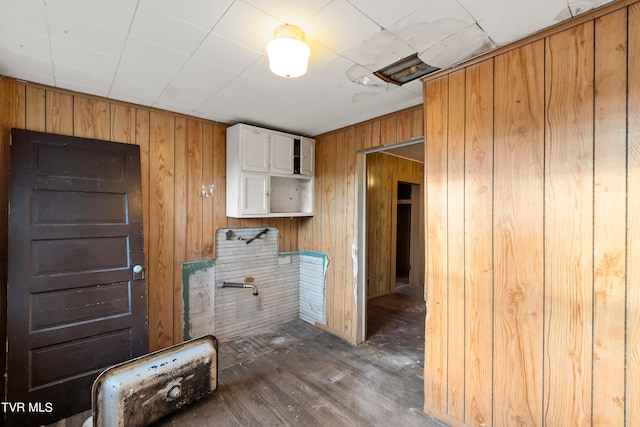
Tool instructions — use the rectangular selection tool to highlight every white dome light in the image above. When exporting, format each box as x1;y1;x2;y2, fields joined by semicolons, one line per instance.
267;24;310;78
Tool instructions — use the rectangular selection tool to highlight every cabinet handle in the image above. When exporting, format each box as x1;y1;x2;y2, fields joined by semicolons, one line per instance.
265;191;270;196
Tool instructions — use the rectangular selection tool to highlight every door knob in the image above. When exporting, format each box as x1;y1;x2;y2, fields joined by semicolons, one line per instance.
132;264;145;280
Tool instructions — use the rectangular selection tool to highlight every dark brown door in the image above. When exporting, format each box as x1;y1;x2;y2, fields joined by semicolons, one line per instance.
5;129;147;426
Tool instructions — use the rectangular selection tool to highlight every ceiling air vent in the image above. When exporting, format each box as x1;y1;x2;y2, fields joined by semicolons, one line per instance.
374;53;440;85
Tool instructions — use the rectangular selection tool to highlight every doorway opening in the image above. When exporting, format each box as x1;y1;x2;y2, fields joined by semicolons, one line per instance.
356;139;425;349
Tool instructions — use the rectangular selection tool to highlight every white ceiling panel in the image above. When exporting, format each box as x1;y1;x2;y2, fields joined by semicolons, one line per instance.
211;1;281;53
44;0;138;33
1;0;48;36
129;3;209;56
113;60;175;90
50;38;120;76
192;32;261;73
120;37;189;75
0;48;54;86
0;0;620;136
568;0;616;15
342;30;415;73
108;77;166;106
388;0;476;52
345;0;432;28
139;0;234;31
419;24;496;68
242;0;332;26
456;0;569;45
47;8;127;58
54;65;113;97
305;0;380;54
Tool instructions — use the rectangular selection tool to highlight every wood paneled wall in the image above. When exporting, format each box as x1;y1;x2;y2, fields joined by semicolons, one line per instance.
0;80;301;352
298;104;423;342
366;152;424;299
423;2;639;426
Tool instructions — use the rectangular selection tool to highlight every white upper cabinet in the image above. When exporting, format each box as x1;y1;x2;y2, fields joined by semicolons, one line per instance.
300;137;314;176
226;123;314;218
240;126;269;172
270;133;294;175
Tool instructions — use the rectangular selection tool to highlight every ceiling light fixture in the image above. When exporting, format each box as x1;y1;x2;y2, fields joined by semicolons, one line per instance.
267;24;310;78
374;53;440;85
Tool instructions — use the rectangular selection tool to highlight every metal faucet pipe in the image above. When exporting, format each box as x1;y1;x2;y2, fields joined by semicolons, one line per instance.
216;281;259;296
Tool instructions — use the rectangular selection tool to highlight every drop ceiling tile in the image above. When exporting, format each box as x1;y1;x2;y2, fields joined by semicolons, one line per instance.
129;2;208;56
418;24;496;69
115;60;175;89
211;1;281;53
240;56;288;88
305;0;380;55
54;64;113;96
169;58;237;98
140;0;234;31
388;0;475;52
47;7;127;58
154;89;211;113
0;48;54;86
192;32;262;73
342;30;415;72
0;0;48;35
51;38;120;75
0;26;51;60
195;75;270;121
306;53;358;88
456;0;568;45
44;0;138;34
242;0;331;26
345;0;430;28
109;78;165;106
568;0;615;16
121;36;189;75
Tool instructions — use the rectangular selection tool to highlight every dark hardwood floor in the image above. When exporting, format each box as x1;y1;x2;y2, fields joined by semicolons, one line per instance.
49;282;446;427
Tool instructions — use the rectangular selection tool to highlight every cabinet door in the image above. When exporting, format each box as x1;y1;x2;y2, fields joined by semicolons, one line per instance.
241;127;269;172
270;133;294;174
300;137;314;176
241;173;269;215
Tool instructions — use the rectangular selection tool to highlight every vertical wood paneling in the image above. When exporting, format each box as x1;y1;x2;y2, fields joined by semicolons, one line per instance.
446;69;466;420
25;86;45;131
592;9;627;427
173;118;187;343
206;123;221;257
627;3;640;423
344;127;357;336
148;111;175;351
319;135;336;328
544;23;594;427
380;115;397;146
397;111;412;142
135;109;151;274
45;91;73;135
111;104;135;144
73;96;110;140
186;120;203;260
334;130;348;334
493;41;545;427
464;61;494;426
412;108;424;139
424;76;449;413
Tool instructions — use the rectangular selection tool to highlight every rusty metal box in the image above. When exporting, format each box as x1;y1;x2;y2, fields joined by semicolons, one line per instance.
90;335;217;427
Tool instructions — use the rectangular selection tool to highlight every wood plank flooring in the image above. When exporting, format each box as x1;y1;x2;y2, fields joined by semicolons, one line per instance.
48;284;445;427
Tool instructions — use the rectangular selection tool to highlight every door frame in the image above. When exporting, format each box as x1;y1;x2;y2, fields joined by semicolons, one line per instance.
356;137;424;344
